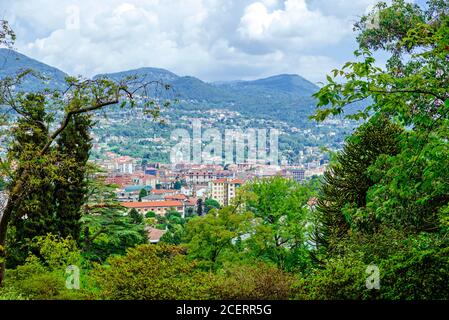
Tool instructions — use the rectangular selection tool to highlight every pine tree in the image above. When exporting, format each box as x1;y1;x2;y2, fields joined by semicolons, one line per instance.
138;188;148;202
196;199;204;216
314;116;403;255
53;114;93;241
129;208;144;224
7;94;56;266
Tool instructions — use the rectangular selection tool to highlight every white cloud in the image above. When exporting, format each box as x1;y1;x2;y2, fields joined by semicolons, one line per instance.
238;0;350;49
2;0;381;82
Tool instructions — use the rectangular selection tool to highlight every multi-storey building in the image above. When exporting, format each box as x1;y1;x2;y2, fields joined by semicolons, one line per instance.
209;178;244;206
185;170;234;185
122;200;185;217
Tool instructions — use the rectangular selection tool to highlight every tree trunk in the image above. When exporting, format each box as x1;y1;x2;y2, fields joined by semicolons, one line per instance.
0;200;13;287
0;176;25;287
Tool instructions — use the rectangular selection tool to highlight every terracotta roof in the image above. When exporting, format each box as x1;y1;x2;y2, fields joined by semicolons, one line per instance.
165;194;187;200
122;200;183;208
211;178;244;184
185;198;198;206
147;227;167;242
151;189;177;194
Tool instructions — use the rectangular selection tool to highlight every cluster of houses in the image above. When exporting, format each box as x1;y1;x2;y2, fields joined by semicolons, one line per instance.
93;152;328;242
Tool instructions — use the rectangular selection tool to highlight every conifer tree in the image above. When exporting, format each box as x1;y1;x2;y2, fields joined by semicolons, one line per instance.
314;116;402;255
54;114;93;241
7;94;56;266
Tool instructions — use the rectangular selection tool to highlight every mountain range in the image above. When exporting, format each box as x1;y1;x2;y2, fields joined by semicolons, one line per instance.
0;48;323;126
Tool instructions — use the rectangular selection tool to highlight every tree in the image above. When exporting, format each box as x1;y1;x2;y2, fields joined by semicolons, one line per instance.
240;177;316;272
145;211;156;218
183;206;253;269
314;116;402;255
6;94;57;267
185;207;195;217
0;234;86;300
129;208;144;224
305;0;449;298
204;198;220;213
80;176;147;262
196;198;204;216
312;0;449;234
91;244;215;300
138;188;148;201
53;114;93;242
0;48;172;284
173;180;182;190
211;262;296;300
0;20;15;48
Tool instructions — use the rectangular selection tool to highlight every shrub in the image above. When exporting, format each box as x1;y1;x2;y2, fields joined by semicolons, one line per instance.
212;262;297;300
91;244;215;300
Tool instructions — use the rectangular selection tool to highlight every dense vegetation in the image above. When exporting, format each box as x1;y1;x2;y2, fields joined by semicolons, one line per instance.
1;0;449;300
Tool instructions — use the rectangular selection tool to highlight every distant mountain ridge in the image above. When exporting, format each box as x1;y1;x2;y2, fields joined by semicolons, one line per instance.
0;48;68;91
0;49;321;126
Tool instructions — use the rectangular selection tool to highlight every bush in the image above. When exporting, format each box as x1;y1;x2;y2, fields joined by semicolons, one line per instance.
212;262;297;300
91;244;215;300
145;211;156;218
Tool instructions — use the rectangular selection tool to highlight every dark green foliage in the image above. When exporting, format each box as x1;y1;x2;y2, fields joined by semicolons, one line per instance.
6;95;94;266
129;208;143;224
315;116;403;254
173;180;182;190
145;211;156;218
7;94;57;266
138;188;148;201
80;180;147;263
54;114;93;241
196;198;204;216
204;198;220;213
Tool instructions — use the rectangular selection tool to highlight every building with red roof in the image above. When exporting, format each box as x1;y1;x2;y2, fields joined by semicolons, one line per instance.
122;200;185;217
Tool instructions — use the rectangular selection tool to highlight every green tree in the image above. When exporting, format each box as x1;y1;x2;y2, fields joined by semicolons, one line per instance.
0;234;87;300
314;116;402;255
80;177;147;263
145;211;156;218
183;206;253;269
204;198;220;213
173;180;182;190
138;188;148;201
211;262;296;300
305;0;449;298
196;198;204;216
6;94;57;267
0;68;172;285
313;0;449;234
240;177;316;272
53;114;93;242
91;244;215;299
129;208;143;224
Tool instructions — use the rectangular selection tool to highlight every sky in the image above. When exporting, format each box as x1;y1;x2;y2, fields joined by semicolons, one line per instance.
1;0;423;83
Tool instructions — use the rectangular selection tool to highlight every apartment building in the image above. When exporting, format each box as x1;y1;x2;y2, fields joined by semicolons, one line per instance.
209;178;244;206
